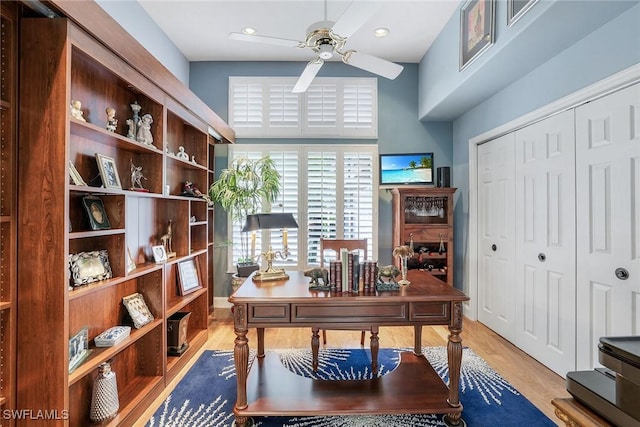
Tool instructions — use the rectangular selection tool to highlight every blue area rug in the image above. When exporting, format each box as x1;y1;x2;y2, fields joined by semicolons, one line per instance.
146;347;554;426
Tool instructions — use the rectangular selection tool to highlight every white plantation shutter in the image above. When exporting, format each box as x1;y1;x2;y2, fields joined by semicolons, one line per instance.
269;84;299;130
306;84;338;131
306;151;338;264
229;77;376;138
226;145;377;271
229;82;263;131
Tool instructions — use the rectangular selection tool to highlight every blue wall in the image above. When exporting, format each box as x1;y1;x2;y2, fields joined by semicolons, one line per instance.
189;61;452;297
419;1;640;290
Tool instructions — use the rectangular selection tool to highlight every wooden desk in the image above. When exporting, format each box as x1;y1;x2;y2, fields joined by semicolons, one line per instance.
229;270;470;427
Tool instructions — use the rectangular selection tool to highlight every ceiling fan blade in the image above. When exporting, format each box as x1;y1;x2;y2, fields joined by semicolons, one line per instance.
292;59;324;93
342;51;403;80
331;2;382;39
228;32;303;48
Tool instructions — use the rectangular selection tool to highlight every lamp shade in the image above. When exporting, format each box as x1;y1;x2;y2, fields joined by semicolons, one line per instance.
242;213;299;232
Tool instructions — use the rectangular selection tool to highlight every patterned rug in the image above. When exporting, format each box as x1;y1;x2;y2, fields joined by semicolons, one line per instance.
146;347;554;426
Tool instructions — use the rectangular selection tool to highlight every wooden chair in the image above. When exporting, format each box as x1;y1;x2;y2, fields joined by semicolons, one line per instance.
319;238;368;346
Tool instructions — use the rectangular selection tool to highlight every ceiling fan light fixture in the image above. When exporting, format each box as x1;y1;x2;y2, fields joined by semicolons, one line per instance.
374;28;390;38
318;44;333;60
242;27;256;35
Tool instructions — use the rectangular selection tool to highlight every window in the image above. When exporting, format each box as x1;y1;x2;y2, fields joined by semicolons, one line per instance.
229;77;377;138
226;144;378;271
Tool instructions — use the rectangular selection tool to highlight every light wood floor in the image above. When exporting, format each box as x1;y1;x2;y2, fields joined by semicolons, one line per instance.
135;309;570;426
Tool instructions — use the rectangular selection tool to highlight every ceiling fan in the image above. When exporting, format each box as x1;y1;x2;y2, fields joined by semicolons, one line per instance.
228;1;404;93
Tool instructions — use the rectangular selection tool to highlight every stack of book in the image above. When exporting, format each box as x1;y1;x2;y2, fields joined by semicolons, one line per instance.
328;250;377;292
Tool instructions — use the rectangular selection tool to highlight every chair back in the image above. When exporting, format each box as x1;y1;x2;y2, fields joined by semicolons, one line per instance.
319;238;368;268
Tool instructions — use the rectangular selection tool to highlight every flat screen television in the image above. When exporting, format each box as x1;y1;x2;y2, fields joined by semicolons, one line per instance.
379;153;434;185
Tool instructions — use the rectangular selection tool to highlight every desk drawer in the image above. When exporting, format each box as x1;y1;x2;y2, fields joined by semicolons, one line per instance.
292;303;408;323
248;304;290;323
410;302;449;323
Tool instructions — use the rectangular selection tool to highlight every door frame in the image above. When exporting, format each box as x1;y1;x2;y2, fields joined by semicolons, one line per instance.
465;63;640;321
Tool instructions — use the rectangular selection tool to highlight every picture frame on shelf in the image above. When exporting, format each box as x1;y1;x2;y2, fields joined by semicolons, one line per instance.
177;258;203;296
81;196;111;230
69;250;113;286
507;0;537;26
459;0;495;70
122;292;154;329
68;326;90;373
152;245;168;264
69;160;87;186
95;153;122;189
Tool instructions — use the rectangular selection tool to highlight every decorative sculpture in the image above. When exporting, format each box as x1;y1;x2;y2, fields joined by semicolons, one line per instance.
129;159;148;192
105;107;117;132
89;361;119;422
392;245;414;286
376;264;400;291
136;113;154;146
70;100;86;122
159;220;176;259
304;268;330;290
127;101;141;139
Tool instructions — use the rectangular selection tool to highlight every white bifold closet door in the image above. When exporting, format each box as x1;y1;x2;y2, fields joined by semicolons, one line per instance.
513;109;577;377
477;134;516;341
575;83;640;370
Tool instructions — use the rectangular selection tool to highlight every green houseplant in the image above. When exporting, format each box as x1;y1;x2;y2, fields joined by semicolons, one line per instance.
209;156;281;276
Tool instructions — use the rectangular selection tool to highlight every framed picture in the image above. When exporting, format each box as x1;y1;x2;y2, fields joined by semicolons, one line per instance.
122;292;154;329
69;161;87;186
460;0;495;70
95;153;122;189
507;0;537;26
152;245;168;264
81;196;111;230
177;258;203;296
69;250;113;286
69;326;90;373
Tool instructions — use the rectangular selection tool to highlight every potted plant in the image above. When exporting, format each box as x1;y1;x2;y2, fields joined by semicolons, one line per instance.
209;156;281;277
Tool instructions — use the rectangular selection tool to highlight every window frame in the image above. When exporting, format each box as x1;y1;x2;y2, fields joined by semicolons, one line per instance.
224;144;379;272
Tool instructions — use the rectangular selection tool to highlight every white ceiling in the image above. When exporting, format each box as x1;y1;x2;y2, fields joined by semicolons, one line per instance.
137;0;460;64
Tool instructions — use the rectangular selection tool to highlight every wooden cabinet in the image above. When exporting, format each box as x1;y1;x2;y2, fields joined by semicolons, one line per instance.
16;16;229;426
0;2;17;424
391;188;456;285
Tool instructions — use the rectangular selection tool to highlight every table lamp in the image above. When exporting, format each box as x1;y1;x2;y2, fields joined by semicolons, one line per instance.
242;213;299;282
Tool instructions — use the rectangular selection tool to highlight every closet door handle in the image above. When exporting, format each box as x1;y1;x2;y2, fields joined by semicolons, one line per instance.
491;244;497;251
615;268;629;280
538;253;546;262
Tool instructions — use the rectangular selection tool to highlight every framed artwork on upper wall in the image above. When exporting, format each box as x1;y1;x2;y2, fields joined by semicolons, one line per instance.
459;0;495;71
507;0;538;26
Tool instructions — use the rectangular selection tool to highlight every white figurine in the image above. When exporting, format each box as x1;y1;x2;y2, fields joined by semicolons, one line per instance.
176;146;189;160
136;113;154;145
105;107;117;132
70;100;86;122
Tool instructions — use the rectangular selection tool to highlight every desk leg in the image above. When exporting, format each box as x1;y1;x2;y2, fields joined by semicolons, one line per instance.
233;304;250;427
444;301;464;426
414;324;423;355
311;327;320;371
370;326;379;374
257;328;265;358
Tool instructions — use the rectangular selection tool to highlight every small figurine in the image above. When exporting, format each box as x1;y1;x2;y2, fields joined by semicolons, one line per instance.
105;107;117;132
125;119;136;139
70;100;86;122
159;220;176;259
136;113;154;145
304;268;330;291
129;159;148;192
191;155;197;164
182;181;213;205
176;146;189;160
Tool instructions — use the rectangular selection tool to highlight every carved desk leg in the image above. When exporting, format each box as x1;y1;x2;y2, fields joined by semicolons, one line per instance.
233;304;250;427
311;327;320;371
444;301;464;426
370;326;379;374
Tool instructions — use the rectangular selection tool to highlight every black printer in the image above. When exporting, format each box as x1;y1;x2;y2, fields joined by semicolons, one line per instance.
566;337;640;427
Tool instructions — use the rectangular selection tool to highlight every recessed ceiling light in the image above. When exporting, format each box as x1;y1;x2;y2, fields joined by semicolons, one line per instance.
374;28;389;38
242;27;256;35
